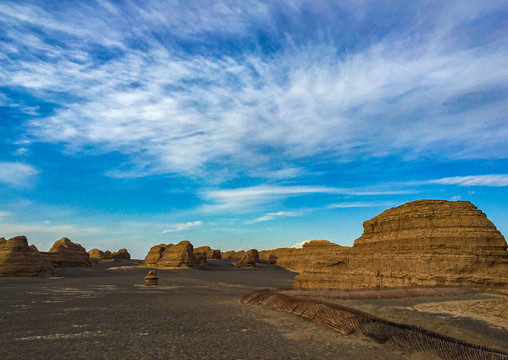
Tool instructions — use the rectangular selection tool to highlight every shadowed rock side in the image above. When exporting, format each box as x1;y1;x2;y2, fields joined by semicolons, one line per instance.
193;246;221;263
41;237;91;267
262;200;508;289
144;240;197;269
242;291;508;360
0;236;54;277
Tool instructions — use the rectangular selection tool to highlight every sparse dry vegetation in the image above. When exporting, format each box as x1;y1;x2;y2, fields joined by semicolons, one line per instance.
242;291;508;360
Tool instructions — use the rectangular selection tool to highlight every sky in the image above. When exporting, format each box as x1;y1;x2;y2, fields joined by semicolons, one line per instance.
1;0;508;258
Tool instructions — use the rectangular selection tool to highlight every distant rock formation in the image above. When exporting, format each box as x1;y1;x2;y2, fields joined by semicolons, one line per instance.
290;200;508;289
144;241;197;268
88;248;104;259
246;249;259;263
88;248;131;261
41;237;91;267
0;236;54;277
222;250;245;260
193;246;221;262
233;252;257;268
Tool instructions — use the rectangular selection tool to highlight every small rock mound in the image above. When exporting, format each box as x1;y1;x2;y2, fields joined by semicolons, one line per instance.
0;236;54;277
144;270;158;286
222;250;245;260
144;241;197;268
42;237;91;267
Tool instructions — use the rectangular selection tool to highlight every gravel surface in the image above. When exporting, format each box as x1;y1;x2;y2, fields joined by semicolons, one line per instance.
0;260;421;360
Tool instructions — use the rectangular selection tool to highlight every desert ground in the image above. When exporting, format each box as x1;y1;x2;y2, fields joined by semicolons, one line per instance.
1;259;506;360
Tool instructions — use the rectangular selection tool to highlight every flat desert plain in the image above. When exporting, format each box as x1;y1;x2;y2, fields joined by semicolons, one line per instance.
1;259;506;360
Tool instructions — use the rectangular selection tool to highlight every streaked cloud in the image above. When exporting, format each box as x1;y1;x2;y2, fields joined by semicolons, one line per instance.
248;211;301;224
327;201;395;209
201;185;411;213
161;220;202;233
430;175;508;187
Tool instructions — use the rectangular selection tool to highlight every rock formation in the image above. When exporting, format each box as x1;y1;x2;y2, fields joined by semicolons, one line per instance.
0;236;54;277
144;241;197;269
291;200;508;289
233;252;257;268
193;246;221;262
246;249;259;263
88;248;131;261
259;240;347;273
41;237;91;267
144;270;158;286
222;250;245;260
88;248;104;259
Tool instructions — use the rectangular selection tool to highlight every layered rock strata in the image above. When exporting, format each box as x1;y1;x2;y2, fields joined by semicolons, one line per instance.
144;241;197;268
292;200;508;289
41;237;91;267
0;236;54;277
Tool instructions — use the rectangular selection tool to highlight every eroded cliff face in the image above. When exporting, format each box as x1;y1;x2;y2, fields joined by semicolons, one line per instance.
0;236;54;277
144;240;197;268
293;200;508;289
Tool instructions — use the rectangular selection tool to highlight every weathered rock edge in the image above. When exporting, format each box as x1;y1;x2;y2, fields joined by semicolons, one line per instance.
241;290;508;360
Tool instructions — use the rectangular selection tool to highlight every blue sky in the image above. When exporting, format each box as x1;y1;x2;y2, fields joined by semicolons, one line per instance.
1;0;507;258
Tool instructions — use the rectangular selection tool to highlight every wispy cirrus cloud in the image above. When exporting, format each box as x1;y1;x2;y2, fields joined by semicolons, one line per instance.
161;220;202;234
0;1;506;182
248;211;301;224
0;162;38;187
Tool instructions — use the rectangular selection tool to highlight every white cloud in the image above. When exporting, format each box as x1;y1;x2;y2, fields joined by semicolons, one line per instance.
161;220;202;233
0;162;38;187
248;211;301;223
430;175;508;187
292;240;310;249
0;1;506;181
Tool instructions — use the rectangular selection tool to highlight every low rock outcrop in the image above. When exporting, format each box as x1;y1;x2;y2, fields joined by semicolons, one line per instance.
41;237;91;267
222;250;245;260
144;241;197;269
0;236;54;277
88;248;131;261
292;200;508;289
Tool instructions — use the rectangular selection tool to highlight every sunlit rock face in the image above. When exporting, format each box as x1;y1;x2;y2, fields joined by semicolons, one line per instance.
293;200;508;289
144;240;197;268
41;237;91;268
0;236;54;277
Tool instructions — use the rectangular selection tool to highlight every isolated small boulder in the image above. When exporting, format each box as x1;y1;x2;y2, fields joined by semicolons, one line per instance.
144;270;158;286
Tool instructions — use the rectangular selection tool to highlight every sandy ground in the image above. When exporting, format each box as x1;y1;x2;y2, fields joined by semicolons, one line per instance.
1;260;506;359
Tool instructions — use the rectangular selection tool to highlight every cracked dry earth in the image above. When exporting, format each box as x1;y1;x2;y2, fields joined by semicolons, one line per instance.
1;259;503;360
